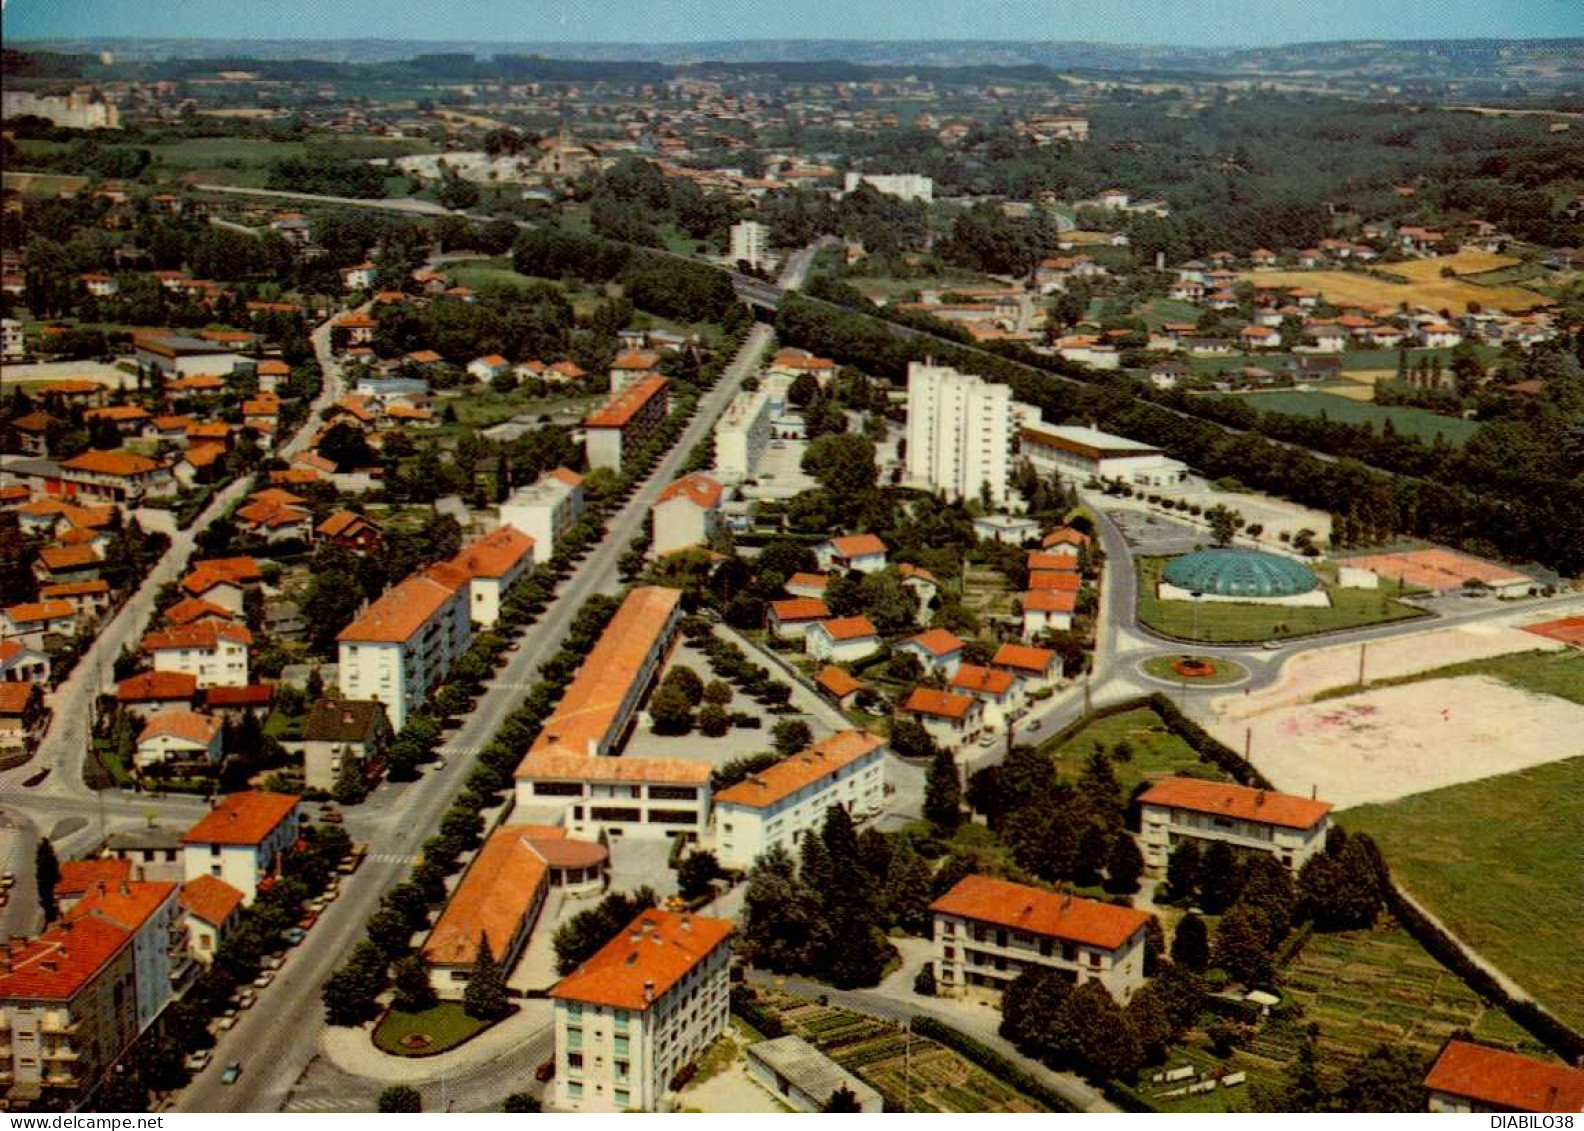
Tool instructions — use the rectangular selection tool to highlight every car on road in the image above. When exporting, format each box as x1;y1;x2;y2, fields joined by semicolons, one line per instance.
254;971;276;988
0;873;15;889
216;1015;237;1032
20;769;49;788
236;989;257;1009
221;1062;242;1085
185;1051;213;1072
281;927;307;945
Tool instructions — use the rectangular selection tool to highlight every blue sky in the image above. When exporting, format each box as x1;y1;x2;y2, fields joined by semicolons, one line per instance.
6;0;1582;45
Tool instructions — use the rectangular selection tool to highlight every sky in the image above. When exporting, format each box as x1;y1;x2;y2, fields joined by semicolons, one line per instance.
5;0;1582;45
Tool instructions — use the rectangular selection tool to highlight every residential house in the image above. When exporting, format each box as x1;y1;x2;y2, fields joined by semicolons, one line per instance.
467;354;512;383
900;687;983;752
298;699;391;792
814;665;865;711
895;628;965;679
1;601;77;648
316;509;383;552
134;709;223;770
949;664;1021;729
804;616;881;665
0;639;50;684
1423;1040;1584;1114
608;351;662;393
813;533;888;574
0;682;46;755
179;875;245;965
140;622;253;689
1022;589;1077;637
1137;777;1333;873
55;450;173;508
767;598;830;640
991;644;1062;690
180;791;301;906
650;473;723;557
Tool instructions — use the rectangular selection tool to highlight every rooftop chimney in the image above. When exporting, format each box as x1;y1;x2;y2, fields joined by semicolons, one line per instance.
680;915;691;933
119;880;130;896
643;979;655;1004
1256;789;1266;807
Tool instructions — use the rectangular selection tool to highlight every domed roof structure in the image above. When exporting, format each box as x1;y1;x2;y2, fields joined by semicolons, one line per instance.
1162;549;1320;599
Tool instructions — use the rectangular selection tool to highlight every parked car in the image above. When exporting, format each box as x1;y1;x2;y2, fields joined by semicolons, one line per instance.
254;971;276;988
261;955;283;972
185;1051;213;1072
281;927;307;946
0;872;15;889
216;1015;237;1032
221;1062;242;1085
236;990;257;1009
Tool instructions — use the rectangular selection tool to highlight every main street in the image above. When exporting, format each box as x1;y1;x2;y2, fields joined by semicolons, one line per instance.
178;249;807;1112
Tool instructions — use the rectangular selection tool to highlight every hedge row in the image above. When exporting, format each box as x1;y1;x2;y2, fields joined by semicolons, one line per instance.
1147;692;1274;789
908;1015;1079;1113
729;986;788;1039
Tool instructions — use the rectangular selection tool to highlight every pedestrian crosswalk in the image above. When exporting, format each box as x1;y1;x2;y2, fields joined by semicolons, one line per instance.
285;1096;366;1112
366;853;424;865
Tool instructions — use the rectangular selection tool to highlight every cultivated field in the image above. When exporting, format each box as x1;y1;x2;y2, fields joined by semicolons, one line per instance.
1239;250;1550;313
1228;673;1584;808
1343;757;1584;1032
1230;390;1482;444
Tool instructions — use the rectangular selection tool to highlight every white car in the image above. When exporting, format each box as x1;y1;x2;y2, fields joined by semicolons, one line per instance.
253;971;276;989
185;1050;213;1071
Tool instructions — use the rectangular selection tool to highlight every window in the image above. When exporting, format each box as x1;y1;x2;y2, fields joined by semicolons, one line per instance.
615;1060;629;1080
614;1089;630;1108
568;1082;584;1099
591;806;643;823
567;1053;583;1070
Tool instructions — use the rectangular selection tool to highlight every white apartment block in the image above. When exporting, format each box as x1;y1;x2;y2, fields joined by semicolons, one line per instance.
1137;777;1333;873
906;361;1013;506
337;575;471;730
432;526;536;628
141;623;252;689
729;220;772;271
843;171;933;203
712;731;886;870
2;318;23;360
649;474;722;557
713;385;774;483
1018;421;1188;488
499;468;585;555
180;792;301;906
552;910;733;1113
931;875;1150;1004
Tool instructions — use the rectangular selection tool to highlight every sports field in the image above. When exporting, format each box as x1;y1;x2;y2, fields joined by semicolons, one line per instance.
1232;390;1482;444
1240;250;1550;313
1343;757;1584;1032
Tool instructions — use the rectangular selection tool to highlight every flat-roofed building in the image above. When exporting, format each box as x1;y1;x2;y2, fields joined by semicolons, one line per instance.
337;574;471;730
1019;421;1187;488
1137;777;1332;874
712;731;886;870
585;375;670;471
499;467;584;554
1423;1040;1584;1113
728;219;772;271
746;1035;884;1113
713;385;774;483
905;362;1013;505
930;875;1150;1003
551;909;734;1113
422;825;607;999
180;791;300;906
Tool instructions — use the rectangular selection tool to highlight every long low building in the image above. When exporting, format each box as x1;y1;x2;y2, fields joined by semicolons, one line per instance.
585;375;671;472
712;731;886;870
1137;777;1332;874
1424;1040;1584;1113
1019;421;1187;488
514;587;712;840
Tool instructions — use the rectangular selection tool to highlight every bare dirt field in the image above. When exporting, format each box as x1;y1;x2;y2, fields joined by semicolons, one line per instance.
1219;675;1584;809
1239;250;1550;313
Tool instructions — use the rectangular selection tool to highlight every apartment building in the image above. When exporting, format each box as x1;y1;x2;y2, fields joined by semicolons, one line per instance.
499;467;585;554
139;622;252;689
62;880;183;1034
649;474;722;557
712;386;774;484
1424;1040;1584;1113
551;910;734;1113
905;362;1013;506
514;587;711;840
843;172;933;202
430;526;536;628
337;574;471;730
585;375;671;472
712;731;886;870
1018;421;1187;488
180;791;301;906
728;219;772;270
930;875;1150;1004
1137;777;1333;874
54;450;173;508
422;825;607;999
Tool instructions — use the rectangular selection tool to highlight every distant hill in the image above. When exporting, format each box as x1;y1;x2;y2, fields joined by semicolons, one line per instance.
8;36;1582;84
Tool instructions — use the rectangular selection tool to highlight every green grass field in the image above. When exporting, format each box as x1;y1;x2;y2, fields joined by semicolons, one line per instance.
372;1002;498;1056
1136;557;1429;644
1228;391;1481;444
1141;654;1248;686
1042;705;1225;793
1341;756;1584;1032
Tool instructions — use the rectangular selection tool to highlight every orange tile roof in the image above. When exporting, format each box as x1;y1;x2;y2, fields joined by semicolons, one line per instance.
0;914;132;1001
247;488;306;509
770;597;829;622
517;587;683;767
551;909;732;1012
65;879;178;935
516;750;712;786
816;666;864;698
422;825;582;967
4;600;74;624
825;533;886;558
337;575;457;644
164;596;234;626
180;875;245;927
903;687;977;721
950;664;1016;697
138;708;221;748
611;350;661;370
1424;1041;1584;1113
39;544;100;572
786;572;829;591
182;791;299;846
55;527;102;547
257;359;291;375
1029;571;1081;592
902;628;963;656
931;875;1150;950
1042;527;1091;549
585;374;670;429
60;449;164;477
141;622;252;652
446;526;535;579
0;682;36;714
1139;777;1332;831
56;858;133;897
316;510;376;538
182;556;262;595
655;472;723;510
813;615;877;642
1027;551;1080;572
547;466;584;487
992;644;1057;675
1023;589;1077;613
549;361;586;379
898;563;939;584
116;671;199;702
84;405;151;423
715;730;883;809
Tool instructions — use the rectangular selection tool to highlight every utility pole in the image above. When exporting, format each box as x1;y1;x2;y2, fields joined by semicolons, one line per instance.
1357;642;1368;688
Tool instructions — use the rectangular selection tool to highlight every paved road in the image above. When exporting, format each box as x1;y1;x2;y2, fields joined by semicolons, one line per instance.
178;311;783;1113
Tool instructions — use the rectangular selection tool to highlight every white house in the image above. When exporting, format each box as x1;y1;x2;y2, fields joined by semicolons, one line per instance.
551;909;734;1113
1137;777;1332;874
140;622;253;689
992;643;1063;691
711;731;886;870
948;664;1021;730
467;354;512;382
134;709;222;770
766;597;830;640
804;616;880;664
900;687;983;752
180;791;301;906
431;525;536;628
499;467;585;554
649;473;723;557
813;533;888;574
179;874;245;965
895;628;965;679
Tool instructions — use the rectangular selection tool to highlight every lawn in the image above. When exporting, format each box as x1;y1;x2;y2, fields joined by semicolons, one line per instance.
371;1002;499;1056
1040;705;1224;794
443;387;603;431
1;170;90;197
1341;756;1584;1032
1136;556;1429;644
758;991;1049;1112
1140;298;1204;329
1226;391;1482;445
1141;654;1248;687
1237;254;1549;313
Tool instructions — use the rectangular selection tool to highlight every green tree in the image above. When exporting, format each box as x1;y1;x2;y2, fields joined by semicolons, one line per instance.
463;934;511;1021
503;1093;541;1112
1104;833;1145;894
1170;913;1211;972
391;955;436;1013
1000;967;1073;1056
1333;1044;1428;1112
913;963;937;997
663;665;704;706
378;1085;423;1113
697;702;730;737
36;838;60;922
1213;904;1276;986
801;433;877;496
332;747;368;805
648;683;694;735
823;1085;863;1112
1205;504;1243;546
702;679;733;706
888;718;939;761
1197;840;1241;913
553;888;658;974
771;718;813;757
676;851;721;901
923;750;963;830
1051;982;1143;1081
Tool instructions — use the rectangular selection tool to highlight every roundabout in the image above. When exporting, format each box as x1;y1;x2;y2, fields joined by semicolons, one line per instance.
1138;652;1250;688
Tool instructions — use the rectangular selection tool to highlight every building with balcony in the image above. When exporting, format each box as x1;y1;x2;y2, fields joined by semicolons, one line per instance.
551;910;733;1113
930;875;1150;1004
139;621;252;689
712;386;774;484
1137;777;1332;874
337;573;471;730
180;791;301;906
905;362;1013;506
585;375;671;472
